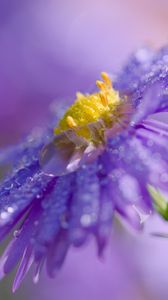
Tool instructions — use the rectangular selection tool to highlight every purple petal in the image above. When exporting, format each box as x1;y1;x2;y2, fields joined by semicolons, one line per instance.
33;174;74;259
68;163;100;247
131;81;164;125
46;230;69;277
0;203;41;277
0;174;53;242
12;246;34;292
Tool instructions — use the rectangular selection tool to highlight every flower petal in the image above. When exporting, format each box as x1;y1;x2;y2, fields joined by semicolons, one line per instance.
33;174;74;260
68;163;100;247
12;246;34;293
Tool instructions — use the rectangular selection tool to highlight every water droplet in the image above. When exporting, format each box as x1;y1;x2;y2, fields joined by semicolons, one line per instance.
80;214;92;227
13;229;21;238
0;211;9;220
4;182;14;191
7;206;15;214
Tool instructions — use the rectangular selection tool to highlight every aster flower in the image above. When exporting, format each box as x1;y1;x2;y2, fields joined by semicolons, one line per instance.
0;46;168;292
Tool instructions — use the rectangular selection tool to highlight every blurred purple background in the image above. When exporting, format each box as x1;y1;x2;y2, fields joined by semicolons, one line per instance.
0;0;168;299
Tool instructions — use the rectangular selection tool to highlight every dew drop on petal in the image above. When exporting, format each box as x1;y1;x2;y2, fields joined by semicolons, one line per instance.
0;212;9;220
80;214;92;227
13;230;21;238
40;132;86;176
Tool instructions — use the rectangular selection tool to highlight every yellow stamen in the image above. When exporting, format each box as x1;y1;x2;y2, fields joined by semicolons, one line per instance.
53;72;128;141
66;116;77;128
101;72;112;88
100;93;108;106
96;80;106;91
76;92;84;99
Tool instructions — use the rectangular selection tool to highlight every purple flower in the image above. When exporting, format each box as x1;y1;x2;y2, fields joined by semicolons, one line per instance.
0;46;168;292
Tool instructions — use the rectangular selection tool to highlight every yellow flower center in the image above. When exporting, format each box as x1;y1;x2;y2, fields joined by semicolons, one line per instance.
40;72;133;176
54;72;124;142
